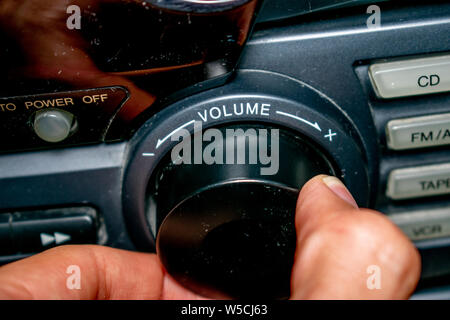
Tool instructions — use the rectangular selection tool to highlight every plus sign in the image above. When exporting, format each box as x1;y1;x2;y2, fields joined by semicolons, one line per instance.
324;129;337;142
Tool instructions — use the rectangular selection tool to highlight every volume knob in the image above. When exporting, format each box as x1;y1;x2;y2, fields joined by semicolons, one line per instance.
150;123;335;299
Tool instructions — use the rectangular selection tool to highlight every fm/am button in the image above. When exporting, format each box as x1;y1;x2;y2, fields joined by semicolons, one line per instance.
386;113;450;150
387;163;450;200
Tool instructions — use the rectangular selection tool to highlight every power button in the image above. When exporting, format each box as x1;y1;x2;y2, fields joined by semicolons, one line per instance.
33;109;76;143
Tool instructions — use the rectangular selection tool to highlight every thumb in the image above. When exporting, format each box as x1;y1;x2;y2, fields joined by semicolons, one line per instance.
290;175;421;299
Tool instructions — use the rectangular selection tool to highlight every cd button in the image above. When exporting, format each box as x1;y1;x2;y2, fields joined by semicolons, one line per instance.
369;54;450;99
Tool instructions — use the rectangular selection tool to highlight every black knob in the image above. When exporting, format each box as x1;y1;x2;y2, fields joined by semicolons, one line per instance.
147;123;334;299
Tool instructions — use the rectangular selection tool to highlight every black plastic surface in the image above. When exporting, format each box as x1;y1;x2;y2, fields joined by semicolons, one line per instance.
0;142;132;255
0;1;449;299
158;182;299;299
10;207;98;254
0;0;260;145
123;70;370;252
240;3;450;291
0;87;129;153
257;0;388;23
154;124;334;299
0;214;13;255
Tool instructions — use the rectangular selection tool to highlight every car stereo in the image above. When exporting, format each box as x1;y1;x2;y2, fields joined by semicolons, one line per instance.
0;0;450;299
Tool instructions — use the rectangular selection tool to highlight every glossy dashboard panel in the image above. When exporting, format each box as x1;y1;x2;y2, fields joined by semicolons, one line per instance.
1;0;450;299
0;0;259;152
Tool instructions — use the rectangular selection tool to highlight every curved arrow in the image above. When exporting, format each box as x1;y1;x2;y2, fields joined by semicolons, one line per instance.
156;120;196;149
276;111;322;132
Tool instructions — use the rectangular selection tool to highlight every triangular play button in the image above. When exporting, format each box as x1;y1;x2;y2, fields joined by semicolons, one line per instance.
40;233;55;246
54;232;71;245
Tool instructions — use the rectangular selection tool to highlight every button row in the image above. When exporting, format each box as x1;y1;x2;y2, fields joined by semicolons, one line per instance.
369;55;450;151
370;55;450;220
369;53;450;99
0;207;97;255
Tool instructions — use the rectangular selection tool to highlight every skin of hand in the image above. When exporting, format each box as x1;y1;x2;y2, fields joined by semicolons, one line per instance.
0;175;421;300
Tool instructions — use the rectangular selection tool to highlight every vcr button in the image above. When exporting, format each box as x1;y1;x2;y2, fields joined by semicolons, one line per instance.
386;113;450;150
389;207;450;241
369;54;450;99
10;208;97;253
387;163;450;200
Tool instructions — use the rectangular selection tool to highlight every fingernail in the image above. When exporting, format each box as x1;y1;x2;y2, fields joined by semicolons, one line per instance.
322;176;359;208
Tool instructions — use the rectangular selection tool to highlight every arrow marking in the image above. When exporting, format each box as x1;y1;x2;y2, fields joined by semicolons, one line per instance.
40;232;72;246
276;111;322;132
55;232;71;245
40;233;55;246
156;120;196;149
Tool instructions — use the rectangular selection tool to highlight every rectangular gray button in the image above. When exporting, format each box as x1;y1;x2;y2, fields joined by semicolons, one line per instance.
387;163;450;200
386;113;450;150
389;207;450;241
369;54;450;99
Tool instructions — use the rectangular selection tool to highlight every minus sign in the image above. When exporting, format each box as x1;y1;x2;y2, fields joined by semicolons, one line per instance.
142;153;155;157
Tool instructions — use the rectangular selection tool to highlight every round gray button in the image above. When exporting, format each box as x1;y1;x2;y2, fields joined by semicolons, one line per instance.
33;109;74;143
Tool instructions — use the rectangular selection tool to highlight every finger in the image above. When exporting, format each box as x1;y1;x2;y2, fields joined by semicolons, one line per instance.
291;175;421;300
0;245;204;300
295;174;359;244
161;275;209;300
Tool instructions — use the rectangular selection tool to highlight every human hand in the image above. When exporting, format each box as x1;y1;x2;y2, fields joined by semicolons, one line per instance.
0;175;421;300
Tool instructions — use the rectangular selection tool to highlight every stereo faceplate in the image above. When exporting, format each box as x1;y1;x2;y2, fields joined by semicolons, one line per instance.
0;1;450;298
